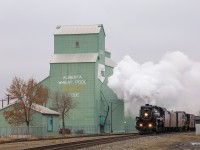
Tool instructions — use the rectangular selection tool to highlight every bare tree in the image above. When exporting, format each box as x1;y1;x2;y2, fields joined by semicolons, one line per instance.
53;92;77;134
3;77;48;128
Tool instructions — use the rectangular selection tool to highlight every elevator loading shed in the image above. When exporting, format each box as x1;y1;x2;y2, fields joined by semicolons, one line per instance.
40;24;132;134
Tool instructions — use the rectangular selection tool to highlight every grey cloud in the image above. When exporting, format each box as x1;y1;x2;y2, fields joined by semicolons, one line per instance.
0;0;200;101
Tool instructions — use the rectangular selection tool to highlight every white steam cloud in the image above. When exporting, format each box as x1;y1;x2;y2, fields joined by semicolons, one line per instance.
108;51;200;116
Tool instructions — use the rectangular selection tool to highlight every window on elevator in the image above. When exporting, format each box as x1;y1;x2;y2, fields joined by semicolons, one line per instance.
75;41;79;48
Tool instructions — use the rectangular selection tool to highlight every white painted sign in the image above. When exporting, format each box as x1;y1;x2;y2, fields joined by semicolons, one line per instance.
98;64;105;83
58;75;86;97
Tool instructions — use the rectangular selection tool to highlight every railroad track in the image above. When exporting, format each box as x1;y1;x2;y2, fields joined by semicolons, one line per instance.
0;133;135;145
22;133;140;150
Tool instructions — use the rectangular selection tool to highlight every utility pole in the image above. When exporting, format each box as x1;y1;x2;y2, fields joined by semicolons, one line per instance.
0;99;6;108
111;102;113;133
6;94;10;105
1;99;3;108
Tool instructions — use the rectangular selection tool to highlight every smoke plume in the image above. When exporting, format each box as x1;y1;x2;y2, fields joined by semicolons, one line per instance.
108;51;200;116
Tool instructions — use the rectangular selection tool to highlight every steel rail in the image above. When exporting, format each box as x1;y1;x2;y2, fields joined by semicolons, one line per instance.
0;132;137;145
22;134;140;150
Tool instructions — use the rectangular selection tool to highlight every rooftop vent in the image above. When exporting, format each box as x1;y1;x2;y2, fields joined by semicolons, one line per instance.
56;25;61;29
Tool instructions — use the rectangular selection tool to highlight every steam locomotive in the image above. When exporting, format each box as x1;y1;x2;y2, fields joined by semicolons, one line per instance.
135;104;195;134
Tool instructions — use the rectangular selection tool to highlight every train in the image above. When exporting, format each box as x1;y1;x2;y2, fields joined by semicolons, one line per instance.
135;104;195;134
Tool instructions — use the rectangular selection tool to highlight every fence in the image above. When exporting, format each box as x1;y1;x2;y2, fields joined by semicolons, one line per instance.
65;125;99;134
0;125;136;138
0;127;47;138
65;125;135;134
124;125;136;133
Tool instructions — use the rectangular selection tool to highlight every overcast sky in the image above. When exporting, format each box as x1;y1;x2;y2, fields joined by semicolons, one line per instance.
0;0;200;101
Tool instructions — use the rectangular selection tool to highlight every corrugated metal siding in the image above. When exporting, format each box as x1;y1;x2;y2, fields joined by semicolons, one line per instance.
54;34;99;54
54;24;102;35
96;60;124;133
39;24;130;133
50;53;98;63
48;63;96;128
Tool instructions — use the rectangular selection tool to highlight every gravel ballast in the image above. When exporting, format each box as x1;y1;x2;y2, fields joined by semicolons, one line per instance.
1;132;200;150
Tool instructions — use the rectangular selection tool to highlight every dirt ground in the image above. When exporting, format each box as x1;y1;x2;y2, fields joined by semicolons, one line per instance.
82;132;200;150
1;132;200;150
127;132;200;150
165;132;200;150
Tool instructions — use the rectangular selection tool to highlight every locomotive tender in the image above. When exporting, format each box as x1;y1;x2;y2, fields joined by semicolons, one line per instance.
135;104;195;134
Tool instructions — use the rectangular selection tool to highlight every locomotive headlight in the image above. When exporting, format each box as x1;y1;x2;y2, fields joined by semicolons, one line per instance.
139;123;143;127
144;113;148;117
148;123;152;128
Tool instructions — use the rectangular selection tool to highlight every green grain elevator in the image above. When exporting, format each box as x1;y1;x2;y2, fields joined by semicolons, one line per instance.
40;24;127;134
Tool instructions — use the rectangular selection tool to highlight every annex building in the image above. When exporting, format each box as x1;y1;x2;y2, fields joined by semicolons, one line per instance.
0;103;60;137
40;24;133;134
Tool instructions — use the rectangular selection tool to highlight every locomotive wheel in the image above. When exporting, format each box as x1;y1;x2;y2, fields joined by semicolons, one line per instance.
161;127;164;133
139;130;145;135
148;130;153;134
179;128;183;132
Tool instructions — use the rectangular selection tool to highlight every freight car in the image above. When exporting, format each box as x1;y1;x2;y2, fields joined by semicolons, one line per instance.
135;104;195;134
